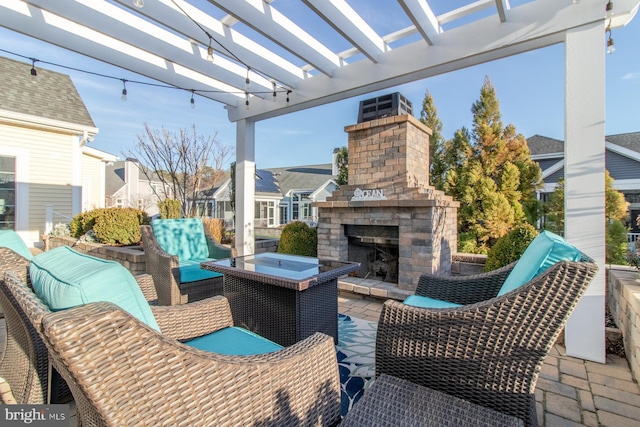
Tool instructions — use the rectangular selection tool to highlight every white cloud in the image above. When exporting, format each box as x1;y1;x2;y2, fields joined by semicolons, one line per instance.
622;72;640;80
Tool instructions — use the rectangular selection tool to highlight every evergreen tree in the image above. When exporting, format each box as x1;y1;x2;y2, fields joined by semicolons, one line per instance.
447;76;542;251
334;146;348;186
544;170;629;263
419;90;446;190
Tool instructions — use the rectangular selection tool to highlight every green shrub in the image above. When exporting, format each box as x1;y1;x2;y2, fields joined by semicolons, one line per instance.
457;231;487;254
484;223;538;272
70;208;150;246
277;221;317;257
158;199;181;219
606;219;629;265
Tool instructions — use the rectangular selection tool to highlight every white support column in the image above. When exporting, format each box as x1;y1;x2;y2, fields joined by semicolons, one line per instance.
563;21;607;363
235;119;256;256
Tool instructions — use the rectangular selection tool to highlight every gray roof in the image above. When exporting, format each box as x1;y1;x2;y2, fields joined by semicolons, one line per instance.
605;132;640;152
526;135;564;156
265;164;334;195
0;56;95;128
527;133;640;156
105;162;127;195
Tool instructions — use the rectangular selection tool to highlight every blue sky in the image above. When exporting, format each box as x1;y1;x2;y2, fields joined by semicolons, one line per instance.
1;3;639;169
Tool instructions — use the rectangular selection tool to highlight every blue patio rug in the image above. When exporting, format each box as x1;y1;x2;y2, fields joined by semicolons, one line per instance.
336;313;377;416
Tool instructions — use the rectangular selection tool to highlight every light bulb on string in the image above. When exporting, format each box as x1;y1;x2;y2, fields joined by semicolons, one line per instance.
120;80;128;102
245;92;250;111
133;0;144;8
272;82;277;102
607;30;616;54
286;90;291;104
190;91;196;109
245;68;251;92
605;1;614;18
206;39;214;62
30;59;38;80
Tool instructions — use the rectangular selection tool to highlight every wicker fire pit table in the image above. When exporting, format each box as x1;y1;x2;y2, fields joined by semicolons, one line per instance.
201;253;360;347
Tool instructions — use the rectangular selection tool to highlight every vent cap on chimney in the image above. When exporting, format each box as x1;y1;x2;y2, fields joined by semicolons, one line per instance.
357;92;413;123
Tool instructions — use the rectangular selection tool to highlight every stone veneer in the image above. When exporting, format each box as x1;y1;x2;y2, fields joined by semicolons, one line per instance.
315;114;459;291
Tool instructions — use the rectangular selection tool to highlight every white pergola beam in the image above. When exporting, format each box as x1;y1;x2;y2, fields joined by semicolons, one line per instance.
27;0;273;95
303;0;387;62
398;0;441;46
0;3;243;106
227;0;612;122
495;0;510;22
209;0;341;76
112;0;305;88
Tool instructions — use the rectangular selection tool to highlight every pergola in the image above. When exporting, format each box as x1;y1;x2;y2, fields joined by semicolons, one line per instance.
2;0;639;363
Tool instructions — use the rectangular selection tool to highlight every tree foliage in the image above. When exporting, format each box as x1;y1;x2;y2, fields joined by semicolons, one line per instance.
334;146;349;186
545;170;629;263
127;123;233;218
419;90;446;190
440;77;542;252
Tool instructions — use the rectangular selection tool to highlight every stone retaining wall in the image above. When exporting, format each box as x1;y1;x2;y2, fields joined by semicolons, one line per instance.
607;267;640;384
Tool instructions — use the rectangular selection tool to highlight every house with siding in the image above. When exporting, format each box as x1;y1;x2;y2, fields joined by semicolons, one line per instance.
200;162;338;228
528;132;640;231
0;56;114;247
105;158;168;217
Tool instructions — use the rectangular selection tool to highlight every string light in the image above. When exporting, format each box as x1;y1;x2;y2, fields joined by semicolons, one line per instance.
120;79;128;101
190;90;196;109
286;90;291;104
605;1;614;18
30;58;38;80
3;48;292;110
272;82;277;102
607;29;616;54
133;0;144;8
245;68;251;92
206;39;214;63
245;92;250;110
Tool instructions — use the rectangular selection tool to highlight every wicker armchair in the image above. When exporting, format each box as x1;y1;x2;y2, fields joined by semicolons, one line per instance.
375;254;598;427
0;247;157;404
5;270;341;426
140;224;232;305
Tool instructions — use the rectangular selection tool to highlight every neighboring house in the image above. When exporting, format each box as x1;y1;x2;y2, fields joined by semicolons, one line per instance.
199;161;339;228
105;158;168;217
0;56;114;248
265;164;338;225
528;132;640;232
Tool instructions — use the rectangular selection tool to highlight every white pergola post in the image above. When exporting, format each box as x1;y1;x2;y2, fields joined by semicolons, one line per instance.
235;119;256;256
563;21;607;363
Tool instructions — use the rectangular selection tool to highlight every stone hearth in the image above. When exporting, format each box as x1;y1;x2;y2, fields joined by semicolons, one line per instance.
315;113;458;291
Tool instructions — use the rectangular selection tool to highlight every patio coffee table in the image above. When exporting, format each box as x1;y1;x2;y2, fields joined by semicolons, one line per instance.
201;253;360;347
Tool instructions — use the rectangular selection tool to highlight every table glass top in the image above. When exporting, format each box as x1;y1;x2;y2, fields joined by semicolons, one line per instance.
209;253;355;281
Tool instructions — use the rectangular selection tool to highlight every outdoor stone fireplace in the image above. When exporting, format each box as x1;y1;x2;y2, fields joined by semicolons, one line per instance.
315;98;459;291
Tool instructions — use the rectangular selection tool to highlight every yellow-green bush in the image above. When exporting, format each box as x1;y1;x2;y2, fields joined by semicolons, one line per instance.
203;217;225;243
484;223;538;272
70;208;150;246
158;199;181;219
277;221;317;257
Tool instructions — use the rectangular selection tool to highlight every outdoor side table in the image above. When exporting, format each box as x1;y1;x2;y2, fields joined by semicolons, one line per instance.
341;374;525;427
201;253;360;347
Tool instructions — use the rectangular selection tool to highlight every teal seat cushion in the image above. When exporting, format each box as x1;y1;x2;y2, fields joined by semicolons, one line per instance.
403;295;462;309
185;326;284;355
0;230;33;260
152;218;209;262
29;246;160;331
179;259;223;283
498;230;582;296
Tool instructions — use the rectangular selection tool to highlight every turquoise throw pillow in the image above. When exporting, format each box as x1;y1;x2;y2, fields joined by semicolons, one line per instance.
0;230;33;260
179;259;223;283
403;295;462;309
186;326;283;355
29;246;160;331
152;218;209;261
498;230;581;296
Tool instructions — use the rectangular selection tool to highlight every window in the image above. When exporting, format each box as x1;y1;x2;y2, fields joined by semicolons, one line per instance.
292;192;312;221
115;198;124;208
255;200;276;227
137;199;144;210
280;205;288;225
0;156;16;230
